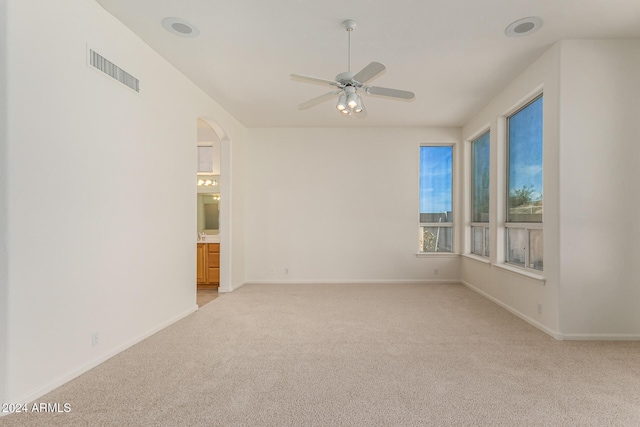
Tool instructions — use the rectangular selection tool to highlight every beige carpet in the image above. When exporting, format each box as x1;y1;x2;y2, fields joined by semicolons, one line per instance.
3;283;640;426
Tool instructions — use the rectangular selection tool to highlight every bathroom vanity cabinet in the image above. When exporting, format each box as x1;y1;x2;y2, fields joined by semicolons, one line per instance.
197;243;219;288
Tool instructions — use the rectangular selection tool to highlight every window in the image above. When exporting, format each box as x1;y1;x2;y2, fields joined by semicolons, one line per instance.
419;145;453;252
506;95;543;271
471;131;490;257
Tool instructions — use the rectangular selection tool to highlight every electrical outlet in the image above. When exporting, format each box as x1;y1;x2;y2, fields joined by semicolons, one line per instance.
537;304;542;314
91;332;99;347
433;268;439;275
284;268;289;275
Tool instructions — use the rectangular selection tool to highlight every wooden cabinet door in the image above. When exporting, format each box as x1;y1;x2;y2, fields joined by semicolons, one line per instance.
207;243;220;285
196;244;206;285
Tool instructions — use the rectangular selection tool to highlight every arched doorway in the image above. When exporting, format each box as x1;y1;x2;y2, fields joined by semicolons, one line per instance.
196;118;231;300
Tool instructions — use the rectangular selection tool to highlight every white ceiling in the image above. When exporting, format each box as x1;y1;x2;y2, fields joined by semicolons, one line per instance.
96;0;640;128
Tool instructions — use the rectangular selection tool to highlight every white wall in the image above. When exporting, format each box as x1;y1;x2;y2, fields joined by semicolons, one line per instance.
558;40;640;338
245;127;461;284
0;0;8;405
460;44;562;337
461;40;640;340
3;0;246;403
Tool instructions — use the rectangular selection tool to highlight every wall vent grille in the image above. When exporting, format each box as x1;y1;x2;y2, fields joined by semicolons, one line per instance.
89;49;140;93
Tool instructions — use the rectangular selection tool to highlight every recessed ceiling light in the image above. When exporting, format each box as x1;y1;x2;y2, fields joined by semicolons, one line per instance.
162;17;200;38
505;17;543;37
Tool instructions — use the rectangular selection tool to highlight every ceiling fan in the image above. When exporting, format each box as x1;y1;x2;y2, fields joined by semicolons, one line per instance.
291;19;415;116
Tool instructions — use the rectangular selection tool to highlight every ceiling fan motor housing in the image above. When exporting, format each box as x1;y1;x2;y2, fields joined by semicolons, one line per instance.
336;71;358;86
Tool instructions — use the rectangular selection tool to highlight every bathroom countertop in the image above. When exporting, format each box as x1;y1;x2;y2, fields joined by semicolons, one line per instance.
197;235;220;244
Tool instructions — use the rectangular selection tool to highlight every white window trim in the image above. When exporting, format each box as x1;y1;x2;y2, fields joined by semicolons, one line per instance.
420;222;454;228
504;222;543;230
416;252;459;258
493;262;546;284
467;128;491;259
461;253;491;264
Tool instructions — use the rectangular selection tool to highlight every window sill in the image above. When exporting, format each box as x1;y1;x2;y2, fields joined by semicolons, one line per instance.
493;263;546;284
461;253;491;264
415;252;460;258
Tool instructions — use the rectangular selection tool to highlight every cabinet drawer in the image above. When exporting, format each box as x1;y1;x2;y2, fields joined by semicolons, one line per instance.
207;243;220;253
208;253;220;268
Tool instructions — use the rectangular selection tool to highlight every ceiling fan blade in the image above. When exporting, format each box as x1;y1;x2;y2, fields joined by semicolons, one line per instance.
298;91;341;110
291;74;340;87
353;62;386;84
365;86;415;100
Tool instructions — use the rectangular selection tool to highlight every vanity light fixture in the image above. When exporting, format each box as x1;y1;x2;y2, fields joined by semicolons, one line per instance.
197;176;218;186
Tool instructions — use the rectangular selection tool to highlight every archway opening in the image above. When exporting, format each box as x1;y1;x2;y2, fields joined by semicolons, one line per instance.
195;118;231;305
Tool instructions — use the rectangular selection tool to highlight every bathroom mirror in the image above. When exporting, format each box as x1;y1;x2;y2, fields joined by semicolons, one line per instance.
197;193;220;234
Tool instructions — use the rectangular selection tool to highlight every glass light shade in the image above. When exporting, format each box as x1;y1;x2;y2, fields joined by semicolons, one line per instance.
347;92;358;109
336;94;347;111
353;96;363;113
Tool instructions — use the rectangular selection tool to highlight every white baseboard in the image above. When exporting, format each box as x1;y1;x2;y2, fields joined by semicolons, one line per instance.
460;279;564;340
218;281;247;293
245;279;461;285
461;280;640;341
559;333;640;341
7;305;198;407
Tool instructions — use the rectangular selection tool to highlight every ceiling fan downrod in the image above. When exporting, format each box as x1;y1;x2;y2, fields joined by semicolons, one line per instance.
343;20;357;73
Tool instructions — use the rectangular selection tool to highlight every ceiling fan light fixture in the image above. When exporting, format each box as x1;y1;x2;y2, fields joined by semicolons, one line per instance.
353;96;364;113
347;92;359;109
336;93;347;111
292;18;415;116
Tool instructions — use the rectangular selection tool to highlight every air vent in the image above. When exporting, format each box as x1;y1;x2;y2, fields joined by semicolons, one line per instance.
89;49;140;93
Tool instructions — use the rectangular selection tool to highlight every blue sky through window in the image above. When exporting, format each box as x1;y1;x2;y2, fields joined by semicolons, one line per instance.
508;96;543;201
419;146;452;214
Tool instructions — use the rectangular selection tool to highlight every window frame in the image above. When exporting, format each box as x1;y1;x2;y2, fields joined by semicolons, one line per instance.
504;93;543;272
418;144;455;254
470;130;490;258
